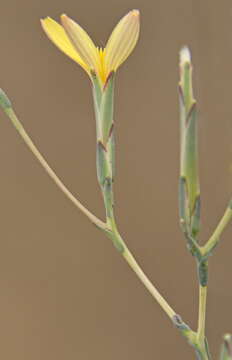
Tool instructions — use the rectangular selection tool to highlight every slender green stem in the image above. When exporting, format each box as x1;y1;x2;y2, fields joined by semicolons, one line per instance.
123;245;176;319
5;108;106;231
105;226;197;344
194;260;210;360
202;204;232;256
196;346;211;360
197;285;207;343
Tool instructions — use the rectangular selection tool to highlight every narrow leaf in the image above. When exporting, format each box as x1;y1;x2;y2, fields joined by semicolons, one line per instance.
96;141;109;186
108;124;115;181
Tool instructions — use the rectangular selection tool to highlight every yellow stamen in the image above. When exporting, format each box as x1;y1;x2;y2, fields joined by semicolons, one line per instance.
97;47;107;83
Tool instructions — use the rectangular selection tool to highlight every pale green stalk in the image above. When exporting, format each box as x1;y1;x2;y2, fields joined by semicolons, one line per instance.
197;285;208;345
105;227;177;320
202;203;232;256
0;91;106;231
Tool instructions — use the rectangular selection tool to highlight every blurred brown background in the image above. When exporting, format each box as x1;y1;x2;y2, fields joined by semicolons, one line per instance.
0;0;231;359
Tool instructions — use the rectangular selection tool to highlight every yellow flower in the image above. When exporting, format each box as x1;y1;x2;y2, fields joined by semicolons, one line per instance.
41;10;140;85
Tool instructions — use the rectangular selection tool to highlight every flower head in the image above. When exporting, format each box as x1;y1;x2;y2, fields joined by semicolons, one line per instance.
41;10;140;85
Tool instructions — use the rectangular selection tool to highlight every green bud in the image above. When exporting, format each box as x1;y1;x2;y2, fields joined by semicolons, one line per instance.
91;70;103;140
0;88;12;111
220;334;232;360
179;47;200;238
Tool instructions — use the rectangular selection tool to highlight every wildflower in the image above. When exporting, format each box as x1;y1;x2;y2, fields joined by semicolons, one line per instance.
41;10;140;85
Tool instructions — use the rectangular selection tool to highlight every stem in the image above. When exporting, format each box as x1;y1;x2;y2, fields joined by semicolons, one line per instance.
197;285;207;343
93;71;197;353
202;204;232;256
194;260;210;360
5;108;106;231
105;226;196;345
123;245;176;319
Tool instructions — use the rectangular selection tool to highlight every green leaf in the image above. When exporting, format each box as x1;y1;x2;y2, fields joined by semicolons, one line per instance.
96;141;109;186
182;103;199;215
103;177;114;219
108;125;115;181
179;176;189;231
191;195;201;238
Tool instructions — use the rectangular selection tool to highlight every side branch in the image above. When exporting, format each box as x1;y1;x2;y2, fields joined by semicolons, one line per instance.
202;202;232;256
3;107;106;231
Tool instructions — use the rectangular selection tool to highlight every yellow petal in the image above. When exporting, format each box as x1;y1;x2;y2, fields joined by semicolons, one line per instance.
104;10;140;73
41;17;88;71
60;14;100;73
